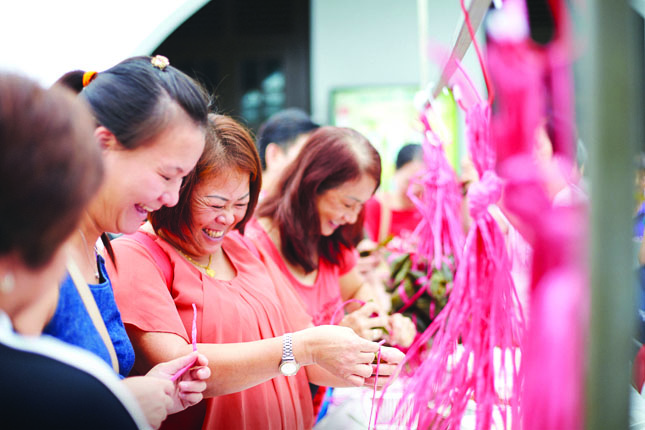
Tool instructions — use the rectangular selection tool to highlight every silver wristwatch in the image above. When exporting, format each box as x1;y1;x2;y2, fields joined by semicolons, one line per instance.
279;333;299;376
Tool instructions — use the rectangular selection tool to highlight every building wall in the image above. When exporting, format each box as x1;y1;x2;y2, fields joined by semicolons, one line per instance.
310;0;487;124
310;0;419;124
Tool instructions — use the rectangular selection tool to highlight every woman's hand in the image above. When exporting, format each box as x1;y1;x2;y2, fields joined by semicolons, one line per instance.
146;351;211;415
294;325;381;387
122;376;173;429
385;313;416;348
339;302;390;340
364;346;406;388
355;239;382;277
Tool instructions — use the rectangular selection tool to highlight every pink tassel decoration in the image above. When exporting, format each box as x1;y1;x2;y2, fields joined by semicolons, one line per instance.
407;126;465;273
380;169;525;430
383;98;466;368
489;1;588;429
378;3;526;427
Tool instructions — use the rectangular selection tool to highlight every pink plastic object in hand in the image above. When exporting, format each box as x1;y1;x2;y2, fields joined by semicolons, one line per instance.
170;303;198;381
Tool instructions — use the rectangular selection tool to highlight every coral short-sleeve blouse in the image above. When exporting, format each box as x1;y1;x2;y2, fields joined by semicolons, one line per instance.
107;230;313;430
245;218;357;326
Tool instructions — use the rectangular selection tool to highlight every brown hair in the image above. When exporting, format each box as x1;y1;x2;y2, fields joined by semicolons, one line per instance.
0;73;103;268
150;114;261;246
257;126;381;273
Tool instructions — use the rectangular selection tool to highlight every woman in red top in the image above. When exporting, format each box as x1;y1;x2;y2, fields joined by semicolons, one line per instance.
107;115;404;430
363;143;424;243
247;127;415;345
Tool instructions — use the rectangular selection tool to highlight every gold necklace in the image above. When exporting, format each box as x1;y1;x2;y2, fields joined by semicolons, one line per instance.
179;250;215;278
78;229;100;282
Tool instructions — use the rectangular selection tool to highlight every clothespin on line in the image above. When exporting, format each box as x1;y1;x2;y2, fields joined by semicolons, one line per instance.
430;0;493;100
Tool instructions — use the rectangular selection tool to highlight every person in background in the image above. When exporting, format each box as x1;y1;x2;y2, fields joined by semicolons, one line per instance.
249;127;416;345
0;72;150;429
256;108;320;198
27;56;211;429
106;114;404;430
357;143;425;307
363;143;424;244
248;127;415;422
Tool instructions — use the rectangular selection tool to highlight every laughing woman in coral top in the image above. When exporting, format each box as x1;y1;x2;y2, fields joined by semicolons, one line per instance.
246;127;415;346
107;114;404;430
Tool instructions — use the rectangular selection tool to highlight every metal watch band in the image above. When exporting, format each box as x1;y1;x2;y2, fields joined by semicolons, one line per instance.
282;333;294;360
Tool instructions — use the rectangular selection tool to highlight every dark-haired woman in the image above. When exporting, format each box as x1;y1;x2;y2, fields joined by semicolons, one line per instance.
32;56;211;429
106;114;404;429
247;127;415;346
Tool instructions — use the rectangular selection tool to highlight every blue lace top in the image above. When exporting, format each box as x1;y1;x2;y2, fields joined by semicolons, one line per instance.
43;255;135;378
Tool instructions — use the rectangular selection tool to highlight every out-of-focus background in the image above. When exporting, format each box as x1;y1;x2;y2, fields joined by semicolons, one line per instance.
0;0;495;189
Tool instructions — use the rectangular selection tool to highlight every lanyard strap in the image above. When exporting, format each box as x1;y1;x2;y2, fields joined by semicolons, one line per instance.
67;258;119;374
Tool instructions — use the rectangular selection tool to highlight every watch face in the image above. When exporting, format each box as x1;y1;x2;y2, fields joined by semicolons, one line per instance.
280;361;298;376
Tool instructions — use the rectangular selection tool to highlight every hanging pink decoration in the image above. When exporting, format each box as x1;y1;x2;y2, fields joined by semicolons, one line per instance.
382;73;466;339
382;173;524;430
378;2;526;428
489;1;588;430
407;123;465;273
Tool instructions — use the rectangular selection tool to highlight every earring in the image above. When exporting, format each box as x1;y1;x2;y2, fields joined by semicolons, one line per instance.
0;272;14;294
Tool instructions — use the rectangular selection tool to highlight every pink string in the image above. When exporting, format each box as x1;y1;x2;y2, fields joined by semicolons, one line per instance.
171;303;198;381
368;339;386;430
459;0;494;105
488;2;585;429
330;299;389;429
407;136;465;272
396;280;429;314
396;281;411;303
329;298;366;325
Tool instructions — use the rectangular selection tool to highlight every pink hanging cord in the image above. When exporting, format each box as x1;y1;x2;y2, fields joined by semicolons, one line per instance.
368;339;387;430
396;280;429;314
329;298;366;325
171;303;198;381
329;299;388;429
459;0;495;105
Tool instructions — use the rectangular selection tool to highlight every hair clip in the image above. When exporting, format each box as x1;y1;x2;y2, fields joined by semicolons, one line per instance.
82;71;98;87
151;55;170;71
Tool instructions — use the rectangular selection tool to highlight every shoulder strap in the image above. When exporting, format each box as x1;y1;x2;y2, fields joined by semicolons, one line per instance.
129;231;173;288
67;258;119;374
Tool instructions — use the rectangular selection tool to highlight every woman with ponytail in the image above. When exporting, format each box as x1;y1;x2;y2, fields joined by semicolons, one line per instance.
33;55;212;429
